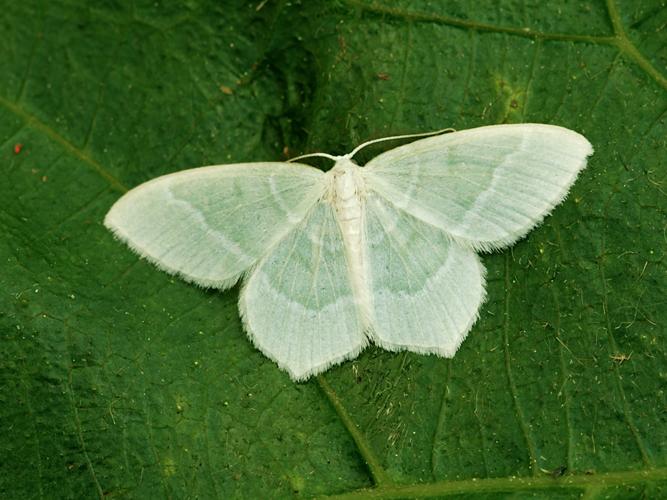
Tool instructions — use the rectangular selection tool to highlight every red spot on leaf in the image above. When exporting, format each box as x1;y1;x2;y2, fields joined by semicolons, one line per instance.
14;143;23;154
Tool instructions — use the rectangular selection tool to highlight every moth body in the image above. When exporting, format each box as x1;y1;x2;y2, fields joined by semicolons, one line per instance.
104;123;594;381
327;158;372;328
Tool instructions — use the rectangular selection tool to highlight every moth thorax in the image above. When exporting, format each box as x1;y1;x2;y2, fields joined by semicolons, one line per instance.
331;159;365;205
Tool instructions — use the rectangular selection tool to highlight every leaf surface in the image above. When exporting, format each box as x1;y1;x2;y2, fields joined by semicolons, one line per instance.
1;1;665;498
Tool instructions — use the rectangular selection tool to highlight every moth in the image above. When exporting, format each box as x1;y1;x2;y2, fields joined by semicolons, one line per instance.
105;124;593;381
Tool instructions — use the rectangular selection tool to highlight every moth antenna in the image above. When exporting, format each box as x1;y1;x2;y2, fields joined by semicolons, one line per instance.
347;127;455;159
287;152;340;163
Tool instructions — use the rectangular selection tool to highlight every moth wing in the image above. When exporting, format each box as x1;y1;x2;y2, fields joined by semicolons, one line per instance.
363;123;593;251
105;162;324;289
240;202;367;381
364;194;486;355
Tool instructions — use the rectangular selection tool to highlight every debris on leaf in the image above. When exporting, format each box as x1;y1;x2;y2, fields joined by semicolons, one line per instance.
610;352;632;364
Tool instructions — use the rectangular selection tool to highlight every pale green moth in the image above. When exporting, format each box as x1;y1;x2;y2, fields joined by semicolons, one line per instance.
105;124;593;381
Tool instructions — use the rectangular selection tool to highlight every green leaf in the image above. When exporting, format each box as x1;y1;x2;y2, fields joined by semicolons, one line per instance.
1;1;665;498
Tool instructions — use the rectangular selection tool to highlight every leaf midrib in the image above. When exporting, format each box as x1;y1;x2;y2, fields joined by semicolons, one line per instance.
321;466;667;499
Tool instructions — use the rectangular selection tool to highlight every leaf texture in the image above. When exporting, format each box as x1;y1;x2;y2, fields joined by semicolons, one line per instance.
0;1;665;498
